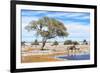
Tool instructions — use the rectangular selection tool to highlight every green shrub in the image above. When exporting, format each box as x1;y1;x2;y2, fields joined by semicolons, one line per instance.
52;41;59;46
31;40;39;45
21;41;25;46
72;41;79;45
83;40;88;45
64;40;72;45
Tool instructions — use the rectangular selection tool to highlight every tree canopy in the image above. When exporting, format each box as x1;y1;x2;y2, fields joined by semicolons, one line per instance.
25;16;68;50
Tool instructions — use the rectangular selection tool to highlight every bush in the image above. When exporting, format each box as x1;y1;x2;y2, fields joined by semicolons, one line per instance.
21;41;25;46
83;40;88;45
31;40;39;45
72;41;79;45
64;40;72;45
52;41;59;46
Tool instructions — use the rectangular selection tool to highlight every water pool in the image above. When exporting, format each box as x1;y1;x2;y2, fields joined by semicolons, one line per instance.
57;54;90;60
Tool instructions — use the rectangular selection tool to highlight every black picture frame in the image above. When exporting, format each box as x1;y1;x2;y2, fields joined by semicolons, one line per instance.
10;0;97;73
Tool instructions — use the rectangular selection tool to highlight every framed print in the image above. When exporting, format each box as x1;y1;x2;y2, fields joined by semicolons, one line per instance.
10;0;97;73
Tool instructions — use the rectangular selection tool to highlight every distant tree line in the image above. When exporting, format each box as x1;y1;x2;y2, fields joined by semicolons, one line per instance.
21;39;88;46
64;40;88;45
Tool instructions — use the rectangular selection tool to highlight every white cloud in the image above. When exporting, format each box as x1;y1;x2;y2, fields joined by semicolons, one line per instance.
46;12;68;17
66;23;90;32
46;12;89;20
22;10;47;16
65;13;82;18
22;16;39;24
35;11;48;14
81;15;90;19
65;23;90;41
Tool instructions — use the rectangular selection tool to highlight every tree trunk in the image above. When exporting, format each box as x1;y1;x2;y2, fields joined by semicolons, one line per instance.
41;38;47;50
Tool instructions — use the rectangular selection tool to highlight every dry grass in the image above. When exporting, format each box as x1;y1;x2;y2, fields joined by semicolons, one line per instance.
21;51;68;63
22;55;62;63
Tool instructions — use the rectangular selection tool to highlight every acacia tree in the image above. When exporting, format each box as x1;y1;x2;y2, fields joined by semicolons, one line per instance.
25;16;68;50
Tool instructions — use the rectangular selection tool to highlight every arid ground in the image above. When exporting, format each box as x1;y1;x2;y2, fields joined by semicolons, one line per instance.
21;43;90;63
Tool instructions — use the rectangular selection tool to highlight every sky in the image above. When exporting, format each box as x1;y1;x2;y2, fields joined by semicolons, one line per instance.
21;10;90;42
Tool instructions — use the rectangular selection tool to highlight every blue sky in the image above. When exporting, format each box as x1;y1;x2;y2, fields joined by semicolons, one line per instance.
21;10;90;42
